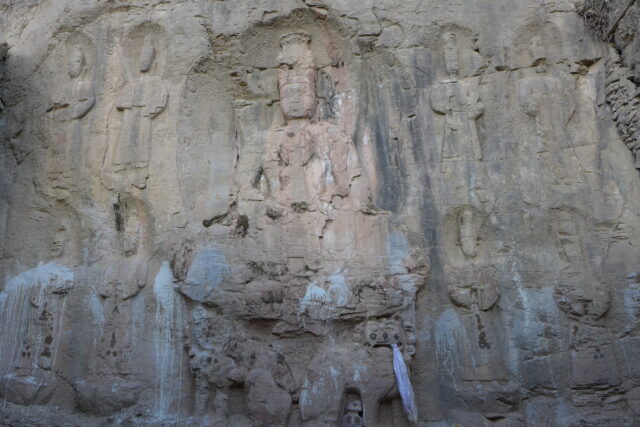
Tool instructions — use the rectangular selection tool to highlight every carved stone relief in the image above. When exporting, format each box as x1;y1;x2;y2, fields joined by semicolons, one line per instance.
553;209;610;324
173;29;425;426
103;24;168;190
430;31;484;166
516;71;575;156
0;264;74;406
447;266;500;312
234;30;386;275
46;33;95;188
76;196;152;415
3;3;640;427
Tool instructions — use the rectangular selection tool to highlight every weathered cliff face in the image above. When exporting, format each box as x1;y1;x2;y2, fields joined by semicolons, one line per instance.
1;0;640;426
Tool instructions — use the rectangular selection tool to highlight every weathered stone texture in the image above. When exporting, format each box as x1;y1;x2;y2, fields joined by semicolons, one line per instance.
0;0;640;426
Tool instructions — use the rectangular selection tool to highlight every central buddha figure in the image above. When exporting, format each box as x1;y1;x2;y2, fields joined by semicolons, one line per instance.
236;32;382;271
262;32;368;212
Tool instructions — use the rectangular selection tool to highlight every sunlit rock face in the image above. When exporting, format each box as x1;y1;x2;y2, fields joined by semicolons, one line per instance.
1;1;640;425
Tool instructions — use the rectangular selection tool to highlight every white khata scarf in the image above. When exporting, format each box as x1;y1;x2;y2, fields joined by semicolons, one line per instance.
392;343;418;424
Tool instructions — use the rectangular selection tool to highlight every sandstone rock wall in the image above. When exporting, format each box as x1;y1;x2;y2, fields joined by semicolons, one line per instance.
0;0;640;426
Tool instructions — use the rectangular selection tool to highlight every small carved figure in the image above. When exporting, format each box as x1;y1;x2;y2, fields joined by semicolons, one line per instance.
516;72;575;155
94;201;149;377
0;264;74;405
50;224;68;258
341;399;364;427
48;45;95;178
430;32;484;166
110;35;168;187
528;35;546;66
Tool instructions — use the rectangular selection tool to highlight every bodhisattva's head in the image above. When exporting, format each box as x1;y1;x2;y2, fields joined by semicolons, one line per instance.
443;32;459;79
529;35;546;65
139;38;156;73
68;47;85;79
278;32;316;120
278;68;317;120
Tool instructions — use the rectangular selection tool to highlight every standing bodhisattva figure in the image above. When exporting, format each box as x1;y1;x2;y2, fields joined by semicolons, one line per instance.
111;36;167;188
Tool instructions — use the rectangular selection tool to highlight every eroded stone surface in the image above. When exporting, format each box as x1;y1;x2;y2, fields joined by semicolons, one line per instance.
0;1;640;426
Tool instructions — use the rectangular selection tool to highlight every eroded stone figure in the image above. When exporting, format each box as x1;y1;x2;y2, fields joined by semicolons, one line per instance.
184;307;295;425
96;206;148;374
430;32;484;164
553;210;610;324
47;46;95;181
76;200;149;415
235;32;376;267
109;35;167;188
516;70;574;155
341;399;364;427
264;32;366;210
445;265;506;383
0;264;74;406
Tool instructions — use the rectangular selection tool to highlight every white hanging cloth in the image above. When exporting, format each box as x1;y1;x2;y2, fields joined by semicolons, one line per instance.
392;343;418;424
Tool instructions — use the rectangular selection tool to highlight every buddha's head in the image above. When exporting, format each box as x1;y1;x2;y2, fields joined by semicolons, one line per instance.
443;32;459;79
139;36;156;73
68;47;85;79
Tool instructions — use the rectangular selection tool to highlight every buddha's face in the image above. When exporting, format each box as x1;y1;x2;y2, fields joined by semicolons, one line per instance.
346;400;363;412
529;36;546;64
443;32;459;79
279;82;316;120
68;49;85;79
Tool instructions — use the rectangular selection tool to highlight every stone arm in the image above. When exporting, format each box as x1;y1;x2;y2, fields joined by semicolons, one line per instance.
144;80;168;118
70;87;95;120
469;98;484;120
115;84;134;111
120;259;147;300
429;84;449;115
